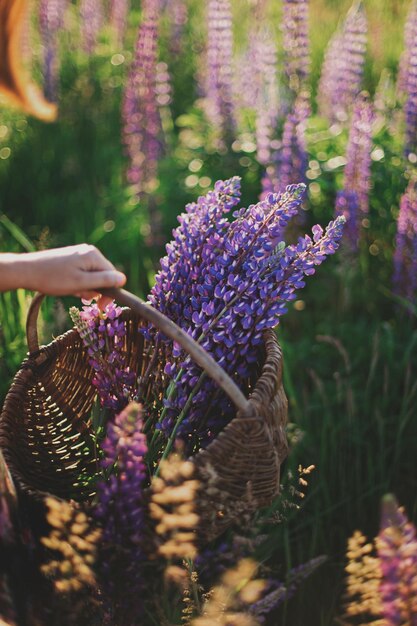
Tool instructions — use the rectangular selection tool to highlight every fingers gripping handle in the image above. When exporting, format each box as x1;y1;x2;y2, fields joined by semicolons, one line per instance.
26;289;251;413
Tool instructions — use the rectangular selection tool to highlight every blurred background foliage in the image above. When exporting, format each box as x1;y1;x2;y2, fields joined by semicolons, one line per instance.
1;0;417;623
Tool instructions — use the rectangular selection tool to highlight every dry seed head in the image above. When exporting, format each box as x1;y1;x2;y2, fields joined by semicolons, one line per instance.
150;453;199;562
41;497;100;593
165;565;189;586
191;559;264;626
343;530;382;620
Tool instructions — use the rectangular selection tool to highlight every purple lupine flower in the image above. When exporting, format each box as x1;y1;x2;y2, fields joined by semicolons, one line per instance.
398;1;417;154
39;0;65;101
0;451;15;545
70;302;136;412
233;25;279;164
79;0;104;54
318;2;367;123
282;0;310;93
376;495;417;625
148;176;242;329
150;181;345;446
393;178;417;304
165;0;188;56
122;0;163;197
155;61;172;108
250;556;327;621
195;536;251;588
110;0;130;48
203;0;235;146
396;0;417;98
335;93;374;246
252;28;279;166
262;95;309;196
95;403;147;624
335;190;360;247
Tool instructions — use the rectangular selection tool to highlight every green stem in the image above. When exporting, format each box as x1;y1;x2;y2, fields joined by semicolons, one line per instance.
154;372;206;476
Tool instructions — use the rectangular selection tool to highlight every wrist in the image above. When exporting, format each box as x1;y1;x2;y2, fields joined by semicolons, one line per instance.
0;253;34;292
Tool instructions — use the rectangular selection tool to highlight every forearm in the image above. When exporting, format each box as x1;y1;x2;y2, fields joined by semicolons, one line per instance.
0;253;32;291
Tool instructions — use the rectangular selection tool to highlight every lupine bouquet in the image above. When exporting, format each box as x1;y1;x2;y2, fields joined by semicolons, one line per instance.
1;180;344;625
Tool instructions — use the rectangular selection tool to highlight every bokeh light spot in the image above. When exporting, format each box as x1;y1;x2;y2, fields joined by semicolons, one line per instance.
111;54;125;66
188;159;203;172
185;175;199;188
199;176;211;188
294;300;306;311
103;220;116;232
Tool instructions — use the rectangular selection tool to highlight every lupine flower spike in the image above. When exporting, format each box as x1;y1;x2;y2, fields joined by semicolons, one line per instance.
70;302;136;412
393;176;417;305
166;0;188;56
282;0;310;95
335;93;374;246
39;0;65;101
396;0;417;98
318;1;367;123
122;0;163;196
79;0;104;54
262;95;309;197
95;402;148;623
397;0;417;155
110;0;130;48
377;495;417;624
250;556;326;621
236;25;279;166
203;0;235;147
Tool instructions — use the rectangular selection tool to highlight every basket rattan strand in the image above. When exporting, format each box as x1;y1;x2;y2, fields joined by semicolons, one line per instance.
0;288;288;541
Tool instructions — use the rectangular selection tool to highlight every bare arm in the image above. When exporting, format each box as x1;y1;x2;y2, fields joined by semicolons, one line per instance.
0;244;126;303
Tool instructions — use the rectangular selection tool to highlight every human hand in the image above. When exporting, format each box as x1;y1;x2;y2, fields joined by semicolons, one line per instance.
1;245;126;306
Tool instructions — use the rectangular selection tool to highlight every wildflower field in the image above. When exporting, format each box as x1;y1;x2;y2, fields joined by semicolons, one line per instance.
1;0;417;624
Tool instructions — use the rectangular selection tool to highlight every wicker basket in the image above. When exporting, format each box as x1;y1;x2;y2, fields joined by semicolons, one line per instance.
0;288;288;541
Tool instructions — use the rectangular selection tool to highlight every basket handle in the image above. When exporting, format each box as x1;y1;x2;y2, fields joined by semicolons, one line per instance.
26;288;251;413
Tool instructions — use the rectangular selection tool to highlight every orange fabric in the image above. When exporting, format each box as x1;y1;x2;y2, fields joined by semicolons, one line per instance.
0;0;56;120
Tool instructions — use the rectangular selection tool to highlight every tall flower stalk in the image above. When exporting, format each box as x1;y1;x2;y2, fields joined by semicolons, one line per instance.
122;0;163;196
236;25;279;166
393;177;417;305
39;0;65;101
79;0;104;54
262;95;309;197
166;0;188;56
282;0;310;95
376;495;417;624
233;0;279;164
110;0;130;48
203;0;235;146
95;403;148;624
396;0;417;98
318;1;367;123
335;93;374;246
397;0;417;155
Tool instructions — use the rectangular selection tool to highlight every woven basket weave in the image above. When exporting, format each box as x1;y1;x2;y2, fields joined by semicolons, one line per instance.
0;288;288;541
